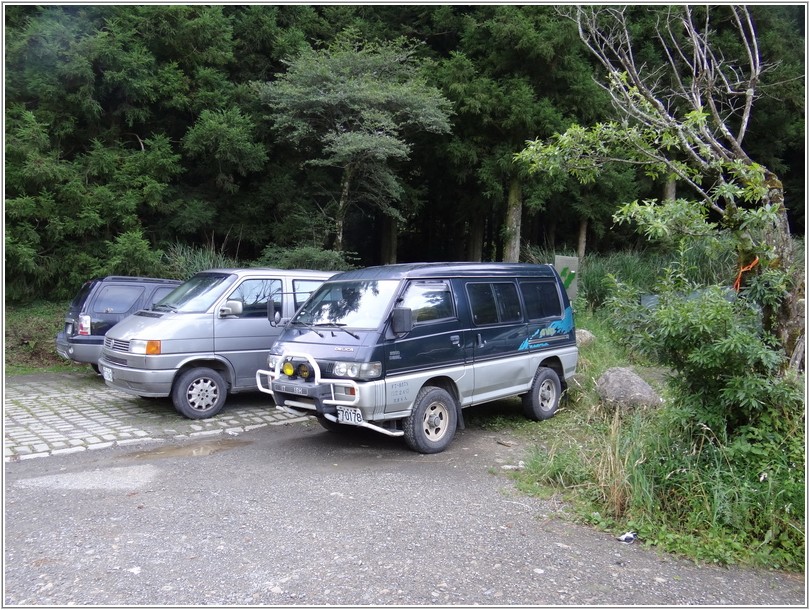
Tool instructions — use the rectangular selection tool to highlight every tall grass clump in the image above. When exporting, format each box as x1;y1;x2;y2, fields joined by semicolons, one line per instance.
161;242;242;280
597;249;805;569
513;269;804;569
523;238;738;310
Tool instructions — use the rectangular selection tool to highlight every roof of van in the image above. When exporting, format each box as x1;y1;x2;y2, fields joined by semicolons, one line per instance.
198;268;337;278
330;262;558;281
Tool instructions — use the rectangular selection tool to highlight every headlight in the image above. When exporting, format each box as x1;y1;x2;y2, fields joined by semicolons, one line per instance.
130;339;161;355
267;355;282;370
333;361;381;380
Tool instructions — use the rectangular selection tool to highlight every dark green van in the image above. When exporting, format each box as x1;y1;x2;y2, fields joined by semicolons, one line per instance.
257;262;577;453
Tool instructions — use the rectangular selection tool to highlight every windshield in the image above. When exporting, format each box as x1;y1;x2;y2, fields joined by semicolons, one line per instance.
153;273;235;313
292;280;400;329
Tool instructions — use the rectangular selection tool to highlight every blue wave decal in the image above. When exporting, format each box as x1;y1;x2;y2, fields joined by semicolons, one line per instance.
519;306;574;351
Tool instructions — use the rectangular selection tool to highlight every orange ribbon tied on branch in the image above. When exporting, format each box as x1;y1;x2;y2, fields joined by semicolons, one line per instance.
733;256;760;292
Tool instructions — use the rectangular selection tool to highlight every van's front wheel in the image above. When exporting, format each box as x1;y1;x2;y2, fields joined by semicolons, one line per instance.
403;386;458;454
522;367;561;421
172;367;227;419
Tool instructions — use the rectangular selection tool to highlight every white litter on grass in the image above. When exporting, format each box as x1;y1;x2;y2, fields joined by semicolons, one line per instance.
617;531;637;544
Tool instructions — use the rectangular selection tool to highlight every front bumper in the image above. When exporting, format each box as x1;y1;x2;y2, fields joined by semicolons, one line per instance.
256;352;403;437
96;356;175;397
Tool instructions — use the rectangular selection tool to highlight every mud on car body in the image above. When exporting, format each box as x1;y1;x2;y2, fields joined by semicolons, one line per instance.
257;262;577;454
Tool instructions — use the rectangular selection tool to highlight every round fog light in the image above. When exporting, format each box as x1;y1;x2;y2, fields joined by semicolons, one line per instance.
282;361;295;377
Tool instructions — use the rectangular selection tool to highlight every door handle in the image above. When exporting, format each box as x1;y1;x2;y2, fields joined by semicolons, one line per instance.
450;334;460;346
477;333;486;348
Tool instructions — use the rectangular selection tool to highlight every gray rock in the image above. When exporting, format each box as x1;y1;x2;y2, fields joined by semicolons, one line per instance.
596;367;663;411
576;328;596;346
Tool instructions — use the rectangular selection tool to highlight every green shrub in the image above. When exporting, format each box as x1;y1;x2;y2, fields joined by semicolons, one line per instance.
254;245;357;271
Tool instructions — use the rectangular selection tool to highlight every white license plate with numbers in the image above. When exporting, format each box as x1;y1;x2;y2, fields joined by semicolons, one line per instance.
336;406;363;425
101;366;113;383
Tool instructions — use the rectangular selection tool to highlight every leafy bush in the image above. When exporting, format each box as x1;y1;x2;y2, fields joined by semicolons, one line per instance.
254;245;357;271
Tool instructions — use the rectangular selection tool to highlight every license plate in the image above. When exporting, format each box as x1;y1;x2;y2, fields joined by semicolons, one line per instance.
101;366;113;383
273;382;310;397
337;406;363;425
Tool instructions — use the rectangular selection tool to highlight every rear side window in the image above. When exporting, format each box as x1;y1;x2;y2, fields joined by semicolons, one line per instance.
70;281;94;309
520;281;563;319
400;281;455;324
467;282;522;325
92;285;145;314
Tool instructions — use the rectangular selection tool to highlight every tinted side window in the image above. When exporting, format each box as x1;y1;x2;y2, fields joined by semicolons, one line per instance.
493;283;522;322
400;281;455;324
468;282;522;325
520;281;563;319
71;281;95;309
92;286;145;314
229;279;283;318
467;283;499;325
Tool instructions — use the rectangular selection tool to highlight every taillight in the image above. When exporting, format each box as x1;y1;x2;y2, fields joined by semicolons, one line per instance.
78;315;91;336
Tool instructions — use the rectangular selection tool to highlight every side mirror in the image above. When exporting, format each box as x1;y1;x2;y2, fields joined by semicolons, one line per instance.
220;300;243;317
391;307;413;334
268;299;282;326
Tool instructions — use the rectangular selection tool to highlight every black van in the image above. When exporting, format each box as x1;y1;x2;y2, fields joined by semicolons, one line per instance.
257;262;577;453
56;275;181;372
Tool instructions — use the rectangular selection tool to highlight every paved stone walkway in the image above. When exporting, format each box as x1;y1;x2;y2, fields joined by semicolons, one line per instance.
4;371;305;462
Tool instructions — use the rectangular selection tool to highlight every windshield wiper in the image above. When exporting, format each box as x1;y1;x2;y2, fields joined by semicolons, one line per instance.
313;323;360;339
152;303;177;312
290;320;324;337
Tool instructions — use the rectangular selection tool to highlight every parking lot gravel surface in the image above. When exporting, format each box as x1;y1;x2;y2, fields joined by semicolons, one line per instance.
3;372;806;606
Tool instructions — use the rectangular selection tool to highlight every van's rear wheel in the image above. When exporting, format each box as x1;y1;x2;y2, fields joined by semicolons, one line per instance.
172;367;227;419
403;386;458;454
522;367;561;421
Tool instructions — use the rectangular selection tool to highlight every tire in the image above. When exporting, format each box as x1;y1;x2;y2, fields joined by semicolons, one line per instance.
171;367;228;419
522;367;562;421
91;364;101;375
403;386;458;454
317;415;344;433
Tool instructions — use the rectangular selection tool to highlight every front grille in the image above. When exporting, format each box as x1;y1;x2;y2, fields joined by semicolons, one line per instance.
105;355;128;367
104;336;130;352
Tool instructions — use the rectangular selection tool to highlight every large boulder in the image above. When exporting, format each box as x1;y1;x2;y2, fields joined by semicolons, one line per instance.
596;367;663;411
576;328;595;347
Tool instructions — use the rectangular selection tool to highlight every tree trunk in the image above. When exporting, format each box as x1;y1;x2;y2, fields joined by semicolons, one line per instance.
334;165;354;252
762;175;804;371
503;178;522;262
577;217;588;259
663;177;676;201
467;215;484;262
379;215;397;264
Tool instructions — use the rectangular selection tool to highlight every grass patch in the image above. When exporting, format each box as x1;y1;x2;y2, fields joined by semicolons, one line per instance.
4;300;79;376
505;306;804;572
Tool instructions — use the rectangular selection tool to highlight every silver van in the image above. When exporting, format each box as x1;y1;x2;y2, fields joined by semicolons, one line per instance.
98;268;335;419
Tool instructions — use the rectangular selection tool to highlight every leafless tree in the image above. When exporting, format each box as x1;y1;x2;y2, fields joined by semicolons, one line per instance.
562;5;803;369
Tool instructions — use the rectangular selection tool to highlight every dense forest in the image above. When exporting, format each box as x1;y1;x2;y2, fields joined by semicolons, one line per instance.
5;4;805;301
